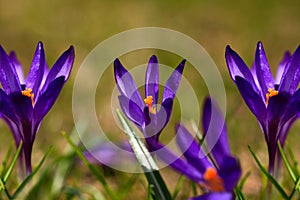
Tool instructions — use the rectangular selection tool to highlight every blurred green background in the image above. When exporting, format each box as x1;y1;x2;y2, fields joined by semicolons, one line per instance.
1;0;300;199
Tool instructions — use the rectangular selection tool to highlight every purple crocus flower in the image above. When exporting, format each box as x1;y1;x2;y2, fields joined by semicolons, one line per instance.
148;98;241;200
225;41;300;174
114;55;185;142
0;42;74;174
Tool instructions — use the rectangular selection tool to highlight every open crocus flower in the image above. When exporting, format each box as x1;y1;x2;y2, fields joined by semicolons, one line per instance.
225;41;300;174
148;98;241;200
114;55;185;142
0;42;74;174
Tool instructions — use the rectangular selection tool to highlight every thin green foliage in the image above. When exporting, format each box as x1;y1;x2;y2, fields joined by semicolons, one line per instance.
11;146;51;199
61;131;118;200
172;175;185;199
248;146;289;200
116;109;172;200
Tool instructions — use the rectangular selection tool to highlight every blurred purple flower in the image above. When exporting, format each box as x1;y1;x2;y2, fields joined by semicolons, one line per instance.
148;98;241;200
84;141;136;167
225;41;300;174
0;42;74;174
114;55;185;142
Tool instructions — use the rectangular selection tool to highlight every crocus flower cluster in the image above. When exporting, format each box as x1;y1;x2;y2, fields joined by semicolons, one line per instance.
226;41;300;174
149;98;241;200
114;55;241;199
114;55;185;143
0;42;74;174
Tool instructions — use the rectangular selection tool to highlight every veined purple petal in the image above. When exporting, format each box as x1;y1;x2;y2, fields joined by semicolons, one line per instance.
225;45;258;91
176;124;211;173
145;55;159;104
235;76;266;122
162;59;185;102
147;139;203;182
266;92;291;126
279;45;300;93
9;52;25;84
26;42;45;98
154;98;173;139
275;51;291;84
281;89;300;125
218;156;241;191
255;42;274;99
42;46;74;92
34;76;65;126
0;45;21;94
202;98;230;165
118;95;145;127
114;59;144;109
0;89;20;125
188;192;232;200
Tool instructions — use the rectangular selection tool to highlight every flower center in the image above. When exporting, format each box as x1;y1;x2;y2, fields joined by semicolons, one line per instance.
202;167;225;192
22;88;34;106
144;96;156;114
265;88;278;106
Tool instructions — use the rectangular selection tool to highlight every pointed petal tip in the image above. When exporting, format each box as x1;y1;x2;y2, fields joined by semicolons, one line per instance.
225;45;232;53
149;55;158;63
37;41;44;49
176;59;186;73
114;58;121;67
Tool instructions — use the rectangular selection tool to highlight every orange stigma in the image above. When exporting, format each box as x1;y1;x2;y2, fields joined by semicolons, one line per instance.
266;88;278;106
22;88;34;106
202;167;225;192
144;96;156;114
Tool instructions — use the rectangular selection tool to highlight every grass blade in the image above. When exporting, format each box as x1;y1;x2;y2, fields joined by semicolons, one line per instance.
12;146;51;199
61;132;117;200
116;109;172;200
248;146;289;200
172;175;185;199
3;141;23;182
277;141;297;182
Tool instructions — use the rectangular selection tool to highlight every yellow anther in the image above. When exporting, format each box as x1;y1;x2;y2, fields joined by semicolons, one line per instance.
202;167;225;192
144;96;156;114
266;88;278;107
22;88;34;106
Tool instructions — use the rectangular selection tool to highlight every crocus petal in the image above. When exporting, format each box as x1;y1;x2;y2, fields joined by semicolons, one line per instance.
255;42;274;99
114;58;144;109
34;76;65;126
0;45;21;94
279;45;300;93
118;95;145;127
145;55;159;104
9;51;25;84
147;139;203;182
275;51;291;84
154;98;173;139
189;192;232;200
42;46;74;92
162;59;185;102
0;89;18;122
235;76;266;122
225;45;258;91
281;89;300;125
218;156;241;191
266;92;291;126
176;123;211;173
26;42;45;98
202;98;230;165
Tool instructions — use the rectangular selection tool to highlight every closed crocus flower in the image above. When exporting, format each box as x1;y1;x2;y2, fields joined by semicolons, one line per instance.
0;42;74;175
225;41;300;174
